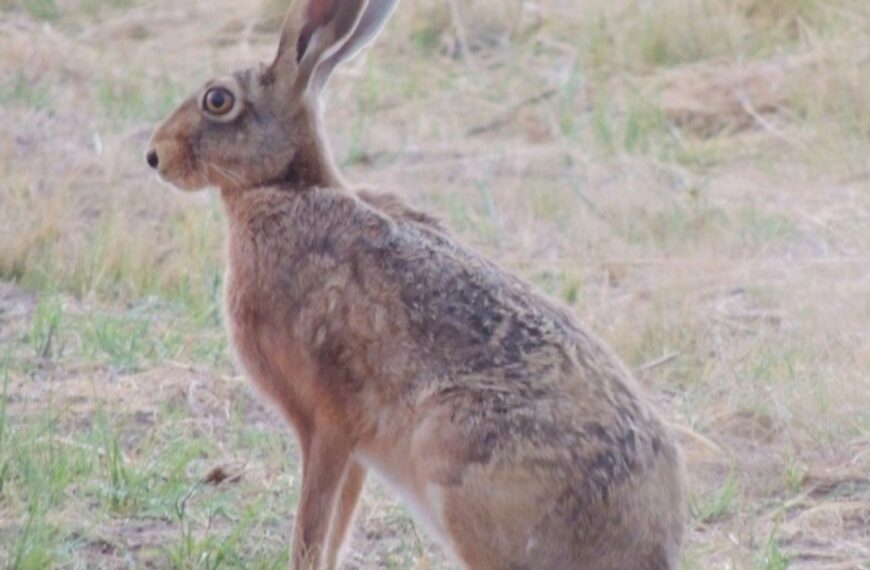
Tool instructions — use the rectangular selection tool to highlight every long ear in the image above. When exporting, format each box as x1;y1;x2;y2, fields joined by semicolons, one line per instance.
309;0;399;92
271;0;379;95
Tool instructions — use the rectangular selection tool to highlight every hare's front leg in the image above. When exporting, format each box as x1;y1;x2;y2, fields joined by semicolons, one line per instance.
323;461;367;570
292;428;352;570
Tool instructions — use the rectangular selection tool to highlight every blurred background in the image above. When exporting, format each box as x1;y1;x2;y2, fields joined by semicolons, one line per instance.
1;0;868;568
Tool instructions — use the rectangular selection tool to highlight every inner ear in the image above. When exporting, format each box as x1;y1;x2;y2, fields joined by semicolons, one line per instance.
296;23;315;62
297;0;337;62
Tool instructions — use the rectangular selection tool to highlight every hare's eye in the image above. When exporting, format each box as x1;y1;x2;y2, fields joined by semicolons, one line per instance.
203;87;235;116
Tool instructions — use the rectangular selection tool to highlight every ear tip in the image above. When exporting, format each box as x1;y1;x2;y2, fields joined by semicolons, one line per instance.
279;0;397;94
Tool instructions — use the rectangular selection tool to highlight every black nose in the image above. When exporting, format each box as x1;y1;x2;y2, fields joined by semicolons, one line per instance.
146;150;159;169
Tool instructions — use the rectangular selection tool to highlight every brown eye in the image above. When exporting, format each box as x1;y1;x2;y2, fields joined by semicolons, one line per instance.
203;87;235;116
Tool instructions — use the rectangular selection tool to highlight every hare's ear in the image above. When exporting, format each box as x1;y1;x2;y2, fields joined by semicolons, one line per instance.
309;0;399;92
271;0;398;96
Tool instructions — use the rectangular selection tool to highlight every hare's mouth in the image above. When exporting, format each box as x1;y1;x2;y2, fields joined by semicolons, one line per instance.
155;151;209;192
162;169;209;192
146;133;210;191
162;166;210;192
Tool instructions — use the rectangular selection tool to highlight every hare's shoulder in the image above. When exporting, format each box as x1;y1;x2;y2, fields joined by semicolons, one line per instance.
355;188;446;233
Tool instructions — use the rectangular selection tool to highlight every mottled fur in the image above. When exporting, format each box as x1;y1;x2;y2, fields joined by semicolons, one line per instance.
146;1;685;568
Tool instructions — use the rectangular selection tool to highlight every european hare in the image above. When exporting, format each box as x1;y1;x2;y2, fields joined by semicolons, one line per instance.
146;0;685;568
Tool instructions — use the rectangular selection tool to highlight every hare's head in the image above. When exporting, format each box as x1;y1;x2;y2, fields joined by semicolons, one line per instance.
146;0;397;192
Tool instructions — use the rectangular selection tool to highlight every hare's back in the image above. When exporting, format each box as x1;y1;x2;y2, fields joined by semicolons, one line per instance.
372;205;629;394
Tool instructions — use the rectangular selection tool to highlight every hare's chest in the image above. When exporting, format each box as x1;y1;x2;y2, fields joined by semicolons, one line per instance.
223;265;318;420
223;270;275;388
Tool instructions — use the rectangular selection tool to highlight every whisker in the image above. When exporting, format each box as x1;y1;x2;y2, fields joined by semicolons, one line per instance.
203;161;246;188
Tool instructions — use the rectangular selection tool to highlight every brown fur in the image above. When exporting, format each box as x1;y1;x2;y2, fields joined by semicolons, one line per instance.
146;1;685;568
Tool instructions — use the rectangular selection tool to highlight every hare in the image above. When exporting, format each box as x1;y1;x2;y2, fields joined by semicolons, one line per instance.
146;0;685;568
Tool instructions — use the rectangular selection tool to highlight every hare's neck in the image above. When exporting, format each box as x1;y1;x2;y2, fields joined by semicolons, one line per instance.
284;103;343;190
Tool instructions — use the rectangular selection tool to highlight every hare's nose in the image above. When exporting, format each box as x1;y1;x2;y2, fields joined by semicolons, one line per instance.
146;150;159;169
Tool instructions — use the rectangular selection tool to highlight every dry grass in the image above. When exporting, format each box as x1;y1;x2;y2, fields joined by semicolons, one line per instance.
1;0;868;568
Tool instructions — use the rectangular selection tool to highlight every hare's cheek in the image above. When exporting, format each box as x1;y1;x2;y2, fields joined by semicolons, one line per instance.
201;161;244;191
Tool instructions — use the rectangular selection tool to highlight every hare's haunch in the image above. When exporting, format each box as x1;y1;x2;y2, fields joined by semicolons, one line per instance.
147;1;685;568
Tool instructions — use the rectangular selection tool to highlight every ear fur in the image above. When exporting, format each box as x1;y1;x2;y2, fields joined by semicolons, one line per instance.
271;0;398;95
311;0;399;91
